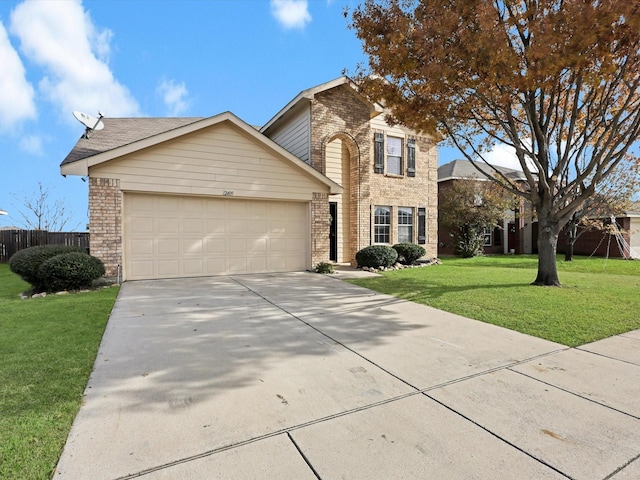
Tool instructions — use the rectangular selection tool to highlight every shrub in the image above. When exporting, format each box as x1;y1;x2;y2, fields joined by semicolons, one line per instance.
8;244;86;290
314;262;335;274
38;252;105;292
392;243;426;265
454;226;485;258
356;245;398;268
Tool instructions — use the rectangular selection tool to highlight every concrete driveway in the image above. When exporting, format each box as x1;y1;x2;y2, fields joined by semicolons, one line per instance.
54;272;640;479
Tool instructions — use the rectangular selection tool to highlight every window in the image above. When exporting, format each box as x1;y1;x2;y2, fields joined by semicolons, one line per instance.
398;207;413;243
387;136;403;175
483;226;492;246
374;206;391;243
373;134;406;176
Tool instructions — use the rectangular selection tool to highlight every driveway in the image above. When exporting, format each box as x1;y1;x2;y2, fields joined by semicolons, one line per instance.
54;272;640;479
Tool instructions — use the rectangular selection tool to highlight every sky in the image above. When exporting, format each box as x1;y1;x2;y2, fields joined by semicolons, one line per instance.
0;0;510;231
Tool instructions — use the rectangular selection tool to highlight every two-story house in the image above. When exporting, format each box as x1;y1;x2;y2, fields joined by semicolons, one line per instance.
60;77;438;280
437;159;536;256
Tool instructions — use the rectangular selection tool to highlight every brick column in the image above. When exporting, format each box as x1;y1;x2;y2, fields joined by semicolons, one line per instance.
88;178;122;278
311;192;330;267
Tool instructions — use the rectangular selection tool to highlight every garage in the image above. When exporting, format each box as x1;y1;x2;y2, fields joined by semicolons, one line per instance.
124;193;309;280
60;112;342;280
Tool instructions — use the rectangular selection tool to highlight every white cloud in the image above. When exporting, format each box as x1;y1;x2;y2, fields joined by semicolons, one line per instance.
270;0;311;30
157;79;190;116
19;134;44;156
482;142;537;172
10;0;139;120
0;20;36;130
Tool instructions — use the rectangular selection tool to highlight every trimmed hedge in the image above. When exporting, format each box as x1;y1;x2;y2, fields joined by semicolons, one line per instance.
355;245;398;268
38;252;105;292
392;243;426;265
8;245;86;290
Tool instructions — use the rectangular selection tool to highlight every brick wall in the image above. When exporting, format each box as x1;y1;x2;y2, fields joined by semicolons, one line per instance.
309;84;438;265
88;177;122;277
311;192;330;266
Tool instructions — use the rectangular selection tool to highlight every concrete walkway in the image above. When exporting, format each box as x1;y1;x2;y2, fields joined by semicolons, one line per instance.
54;272;640;479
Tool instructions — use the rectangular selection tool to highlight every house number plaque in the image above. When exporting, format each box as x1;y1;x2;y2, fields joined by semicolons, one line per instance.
223;191;234;196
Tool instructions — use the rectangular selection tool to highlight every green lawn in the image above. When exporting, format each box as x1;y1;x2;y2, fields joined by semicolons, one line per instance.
348;255;640;347
0;264;119;480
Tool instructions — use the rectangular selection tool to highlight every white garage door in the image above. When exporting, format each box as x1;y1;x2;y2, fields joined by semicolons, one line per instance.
124;193;309;280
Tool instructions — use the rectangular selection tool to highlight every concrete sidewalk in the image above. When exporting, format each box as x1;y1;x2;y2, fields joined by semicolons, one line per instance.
54;272;640;479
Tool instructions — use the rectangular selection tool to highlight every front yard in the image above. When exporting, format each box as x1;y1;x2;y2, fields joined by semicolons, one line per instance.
0;264;119;480
348;255;640;347
2;255;639;478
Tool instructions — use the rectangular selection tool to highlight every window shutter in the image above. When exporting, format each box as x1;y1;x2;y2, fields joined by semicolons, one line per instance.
407;138;416;177
374;133;384;173
418;208;426;245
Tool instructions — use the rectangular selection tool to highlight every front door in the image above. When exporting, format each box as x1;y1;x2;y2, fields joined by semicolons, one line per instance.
329;202;337;262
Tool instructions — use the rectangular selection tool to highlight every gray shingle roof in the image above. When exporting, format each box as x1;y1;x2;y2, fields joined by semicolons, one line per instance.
61;117;204;166
438;159;527;182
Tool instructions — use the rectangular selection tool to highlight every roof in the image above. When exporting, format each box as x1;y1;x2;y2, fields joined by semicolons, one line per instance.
438;159;528;182
60;112;343;194
260;76;383;134
61;117;204;166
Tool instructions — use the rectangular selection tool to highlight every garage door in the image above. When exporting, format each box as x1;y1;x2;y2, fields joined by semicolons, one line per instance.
124;193;309;280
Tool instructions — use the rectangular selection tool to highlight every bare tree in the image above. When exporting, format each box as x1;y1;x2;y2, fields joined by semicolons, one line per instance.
11;182;80;232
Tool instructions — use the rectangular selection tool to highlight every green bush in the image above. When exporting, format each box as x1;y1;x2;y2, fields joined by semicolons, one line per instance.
314;262;335;274
356;245;398;268
38;252;105;292
454;226;485;258
8;245;86;290
392;243;426;264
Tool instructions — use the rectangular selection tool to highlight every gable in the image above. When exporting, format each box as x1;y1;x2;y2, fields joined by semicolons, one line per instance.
90;120;336;201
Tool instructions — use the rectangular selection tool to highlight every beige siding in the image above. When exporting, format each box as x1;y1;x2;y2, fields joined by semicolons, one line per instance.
91;121;324;201
267;106;311;163
370;115;411;137
124;193;309;280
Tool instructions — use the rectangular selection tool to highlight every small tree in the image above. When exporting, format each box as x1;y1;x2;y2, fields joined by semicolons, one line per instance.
11;182;80;232
439;177;515;257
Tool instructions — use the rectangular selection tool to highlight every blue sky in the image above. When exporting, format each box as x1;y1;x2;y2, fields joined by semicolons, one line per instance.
0;0;469;230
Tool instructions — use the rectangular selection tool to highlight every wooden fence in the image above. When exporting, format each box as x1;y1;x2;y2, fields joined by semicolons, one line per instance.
0;230;90;263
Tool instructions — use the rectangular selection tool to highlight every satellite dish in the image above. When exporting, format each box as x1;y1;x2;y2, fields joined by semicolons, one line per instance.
73;111;104;138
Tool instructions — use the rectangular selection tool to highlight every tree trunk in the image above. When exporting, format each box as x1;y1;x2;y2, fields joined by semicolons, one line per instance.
533;218;561;286
565;240;574;262
564;221;577;262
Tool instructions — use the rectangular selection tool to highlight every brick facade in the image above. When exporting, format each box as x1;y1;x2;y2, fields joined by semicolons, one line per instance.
88;177;122;278
310;192;330;265
309;84;438;265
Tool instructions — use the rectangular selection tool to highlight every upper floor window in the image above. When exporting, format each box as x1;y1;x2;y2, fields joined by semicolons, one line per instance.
386;137;403;175
374;133;416;177
374;206;391;243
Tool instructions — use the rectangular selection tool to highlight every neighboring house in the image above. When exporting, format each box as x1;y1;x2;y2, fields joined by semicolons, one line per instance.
437;159;536;256
557;212;640;259
60;77;438;281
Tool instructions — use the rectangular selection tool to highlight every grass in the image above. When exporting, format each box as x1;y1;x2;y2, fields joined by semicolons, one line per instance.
0;264;119;480
348;255;640;347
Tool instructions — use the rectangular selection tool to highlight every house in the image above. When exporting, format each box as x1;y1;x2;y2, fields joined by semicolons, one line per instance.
60;77;438;281
557;212;640;259
437;159;536;256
